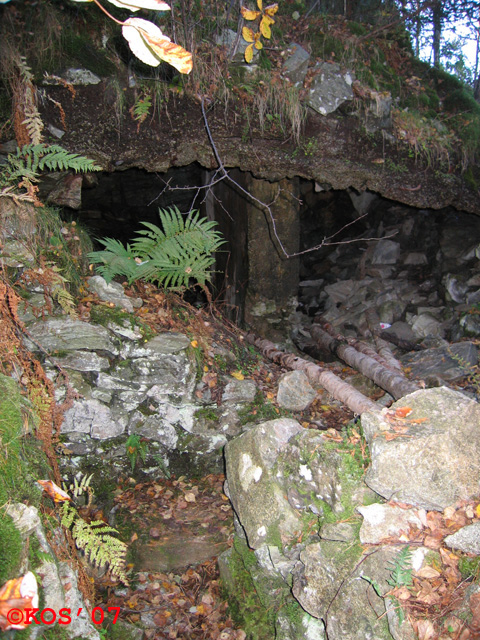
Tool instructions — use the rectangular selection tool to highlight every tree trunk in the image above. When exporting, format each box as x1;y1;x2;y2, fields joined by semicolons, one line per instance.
310;325;419;400
432;1;442;68
246;333;379;415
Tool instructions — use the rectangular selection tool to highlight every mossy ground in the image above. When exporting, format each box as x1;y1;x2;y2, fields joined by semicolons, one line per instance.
0;374;51;584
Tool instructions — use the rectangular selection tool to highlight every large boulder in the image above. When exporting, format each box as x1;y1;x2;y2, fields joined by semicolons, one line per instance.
362;387;480;511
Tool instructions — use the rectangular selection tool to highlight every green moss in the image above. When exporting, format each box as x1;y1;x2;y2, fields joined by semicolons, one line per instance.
0;511;23;585
89;304;155;340
238;391;291;425
224;538;277;639
0;374;52;586
459;556;480;581
194;407;218;421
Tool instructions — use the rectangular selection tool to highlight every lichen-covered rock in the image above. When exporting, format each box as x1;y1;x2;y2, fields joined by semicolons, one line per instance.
224;418;305;548
292;542;396;639
363;387;480;511
277;370;317;411
25;317;119;355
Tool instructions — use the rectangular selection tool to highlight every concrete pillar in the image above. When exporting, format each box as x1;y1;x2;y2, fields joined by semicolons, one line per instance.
244;175;300;338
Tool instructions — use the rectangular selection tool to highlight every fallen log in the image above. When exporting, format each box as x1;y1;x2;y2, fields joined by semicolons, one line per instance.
309;324;419;401
317;321;401;373
364;308;405;372
246;333;378;415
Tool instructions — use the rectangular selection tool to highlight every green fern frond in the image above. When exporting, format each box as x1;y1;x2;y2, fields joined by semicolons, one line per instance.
91;206;225;291
88;239;139;284
61;503;129;585
386;546;413;588
0;144;101;193
61;502;77;529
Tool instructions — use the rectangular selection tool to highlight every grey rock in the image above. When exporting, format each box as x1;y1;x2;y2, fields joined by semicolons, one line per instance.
401;341;478;382
306;62;355;116
320;522;357;543
292;542;395;639
404;252;428;265
349;189;378;215
48;350;110;371
64;68;102;85
86;275;142;312
283;43;310;87
216;28;259;62
222;378;257;404
224;419;305;548
444;522;480;555
357;503;423;544
363;387;480;511
45;172;83;209
410;312;444;338
443;273;469;304
371;239;401;265
25;317;119;355
58;562;101;639
62;399;126;439
277;370;317;411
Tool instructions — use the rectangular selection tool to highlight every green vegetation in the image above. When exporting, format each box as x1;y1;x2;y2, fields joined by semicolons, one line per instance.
89;304;155;341
88;206;225;291
238;390;285;425
125;434;149;472
0;374;50;584
223;538;279;640
459;556;480;581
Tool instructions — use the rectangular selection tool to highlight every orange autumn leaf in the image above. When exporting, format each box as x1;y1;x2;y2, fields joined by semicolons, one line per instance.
394;406;412;418
37;479;72;503
0;572;39;631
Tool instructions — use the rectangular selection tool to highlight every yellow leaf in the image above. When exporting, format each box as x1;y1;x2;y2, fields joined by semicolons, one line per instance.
266;391;275;400
476;503;480;518
244;43;254;63
260;16;272;38
262;12;276;25
231;371;245;380
242;26;255;42
255;39;263;49
264;3;278;16
241;6;261;19
190;340;198;348
257;0;263;9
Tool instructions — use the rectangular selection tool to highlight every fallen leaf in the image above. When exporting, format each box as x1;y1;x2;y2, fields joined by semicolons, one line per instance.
231;371;244;380
184;492;196;503
37;479;72;503
415;566;441;579
394;406;412;418
415;618;436;640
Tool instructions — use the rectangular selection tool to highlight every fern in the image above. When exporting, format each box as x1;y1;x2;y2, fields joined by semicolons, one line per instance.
88;239;140;283
61;502;129;585
0;144;101;197
362;546;413;626
88;206;225;291
386;546;413;588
